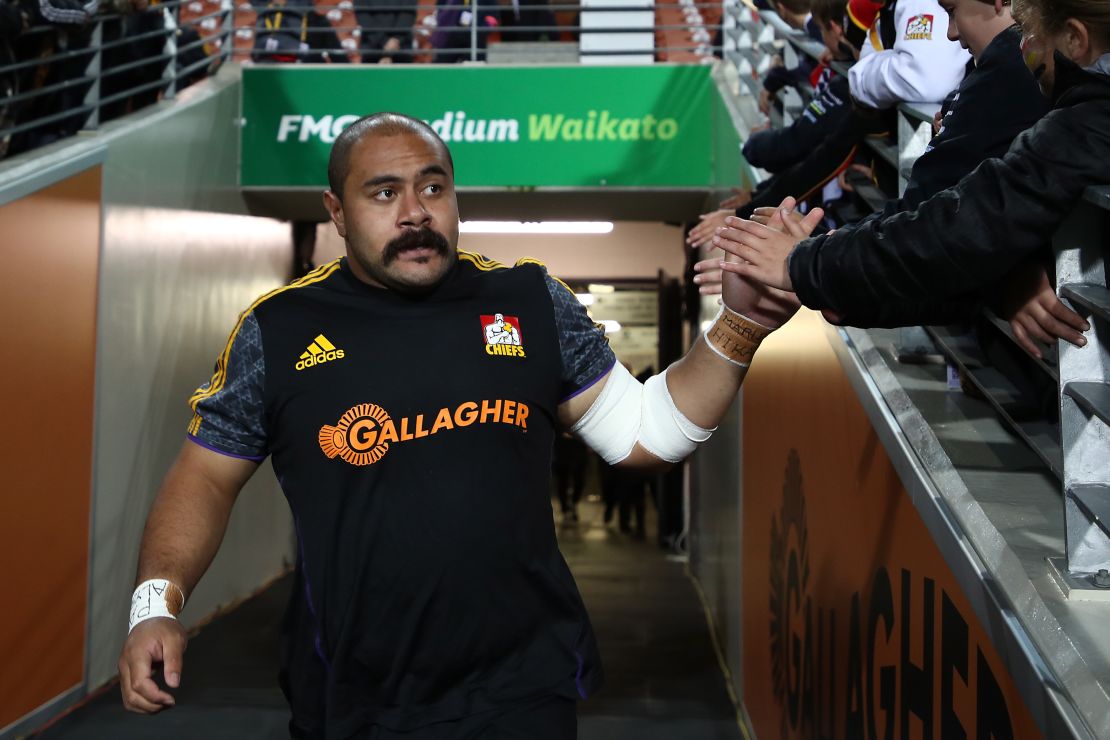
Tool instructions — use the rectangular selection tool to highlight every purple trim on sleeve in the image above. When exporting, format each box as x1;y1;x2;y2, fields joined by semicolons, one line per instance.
574;650;588;699
559;357;617;404
186;433;267;462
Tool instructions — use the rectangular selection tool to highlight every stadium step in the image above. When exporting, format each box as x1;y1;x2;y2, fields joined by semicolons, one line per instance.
1060;283;1110;325
1063;381;1110;428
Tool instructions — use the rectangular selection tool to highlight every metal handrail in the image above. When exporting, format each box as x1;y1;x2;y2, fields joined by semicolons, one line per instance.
239;45;720;56
2;23;194;76
240;1;725;10
0;0;722;159
0;1;231;157
234;22;721;32
0;102;97;138
233;26;720;38
1;72;100;108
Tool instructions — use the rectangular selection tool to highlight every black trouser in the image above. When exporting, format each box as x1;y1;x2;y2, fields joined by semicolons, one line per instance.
291;695;577;740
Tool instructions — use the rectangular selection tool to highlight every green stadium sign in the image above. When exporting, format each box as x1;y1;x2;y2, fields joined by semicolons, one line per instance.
240;65;740;189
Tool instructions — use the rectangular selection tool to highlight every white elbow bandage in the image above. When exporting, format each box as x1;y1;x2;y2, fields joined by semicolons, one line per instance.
570;364;715;465
128;579;185;633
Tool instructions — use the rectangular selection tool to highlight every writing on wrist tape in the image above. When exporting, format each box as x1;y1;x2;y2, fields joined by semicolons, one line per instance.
703;304;774;368
128;579;185;633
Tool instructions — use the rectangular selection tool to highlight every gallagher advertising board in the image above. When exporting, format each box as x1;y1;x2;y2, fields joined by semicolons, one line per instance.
240;65;738;189
739;311;1042;740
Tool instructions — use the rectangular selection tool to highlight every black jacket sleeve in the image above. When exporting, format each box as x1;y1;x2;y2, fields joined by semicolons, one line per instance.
743;74;854;173
737;100;892;218
787;91;1110;325
762;60;815;95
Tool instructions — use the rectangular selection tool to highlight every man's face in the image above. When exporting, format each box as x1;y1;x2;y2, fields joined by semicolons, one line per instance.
939;0;1006;59
324;132;460;294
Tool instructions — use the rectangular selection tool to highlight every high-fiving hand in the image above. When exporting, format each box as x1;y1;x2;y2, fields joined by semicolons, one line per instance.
692;197;806;329
709;198;826;292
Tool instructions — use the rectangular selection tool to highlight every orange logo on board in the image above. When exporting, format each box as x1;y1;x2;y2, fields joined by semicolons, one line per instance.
319;399;530;466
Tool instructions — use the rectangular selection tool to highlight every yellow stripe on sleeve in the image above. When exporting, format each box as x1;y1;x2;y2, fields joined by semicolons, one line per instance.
189;260;342;414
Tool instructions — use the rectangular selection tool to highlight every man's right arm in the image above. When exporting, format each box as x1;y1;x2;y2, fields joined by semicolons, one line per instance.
119;441;258;714
120;307;268;713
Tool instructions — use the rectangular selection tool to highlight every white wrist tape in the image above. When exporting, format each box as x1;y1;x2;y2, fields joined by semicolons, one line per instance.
128;579;185;633
571;364;715;465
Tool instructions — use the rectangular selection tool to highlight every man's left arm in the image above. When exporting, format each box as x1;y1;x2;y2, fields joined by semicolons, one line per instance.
557;208;825;470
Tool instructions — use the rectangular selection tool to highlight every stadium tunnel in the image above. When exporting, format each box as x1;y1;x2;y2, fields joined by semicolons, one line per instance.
1;7;1109;740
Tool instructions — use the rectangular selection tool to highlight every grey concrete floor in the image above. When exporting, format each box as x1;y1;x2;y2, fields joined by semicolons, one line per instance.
32;497;742;740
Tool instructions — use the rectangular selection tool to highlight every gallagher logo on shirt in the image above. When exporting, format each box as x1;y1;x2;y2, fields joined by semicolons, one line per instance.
481;313;526;358
904;14;933;40
319;399;530;466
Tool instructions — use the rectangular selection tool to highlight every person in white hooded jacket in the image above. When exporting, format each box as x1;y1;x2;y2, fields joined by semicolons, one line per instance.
848;0;971;106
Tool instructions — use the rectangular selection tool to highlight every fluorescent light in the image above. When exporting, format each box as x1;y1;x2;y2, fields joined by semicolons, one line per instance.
600;320;622;334
459;221;614;235
587;283;615;294
575;293;596;306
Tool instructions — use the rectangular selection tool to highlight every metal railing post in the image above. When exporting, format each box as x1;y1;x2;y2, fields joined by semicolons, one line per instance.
163;3;178;100
1047;193;1110;598
82;20;103;130
470;0;479;62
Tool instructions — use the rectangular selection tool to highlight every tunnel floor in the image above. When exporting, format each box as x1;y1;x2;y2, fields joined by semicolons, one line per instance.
34;497;742;740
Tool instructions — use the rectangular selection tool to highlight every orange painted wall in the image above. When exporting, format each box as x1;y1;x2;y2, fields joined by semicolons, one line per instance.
0;168;100;728
740;310;1041;740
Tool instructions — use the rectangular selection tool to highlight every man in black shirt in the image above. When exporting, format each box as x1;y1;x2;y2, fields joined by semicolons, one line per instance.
117;112;815;738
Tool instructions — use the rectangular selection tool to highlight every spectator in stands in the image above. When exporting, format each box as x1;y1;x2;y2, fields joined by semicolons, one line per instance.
175;26;216;88
707;0;1107;354
739;0;854;174
498;0;558;42
687;0;877;248
689;0;971;247
758;0;823;115
0;0;28;157
429;0;500;62
355;0;415;63
3;0;97;155
844;0;969;107
100;0;170;120
825;0;1050;218
253;0;347;63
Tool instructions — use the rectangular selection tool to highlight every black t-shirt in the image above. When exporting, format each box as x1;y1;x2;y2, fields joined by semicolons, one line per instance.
188;252;615;737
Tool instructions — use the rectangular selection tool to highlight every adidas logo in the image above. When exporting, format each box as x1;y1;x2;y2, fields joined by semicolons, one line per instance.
296;334;345;371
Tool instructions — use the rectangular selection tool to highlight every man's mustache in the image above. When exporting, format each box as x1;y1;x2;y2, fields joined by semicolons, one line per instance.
382;227;451;265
